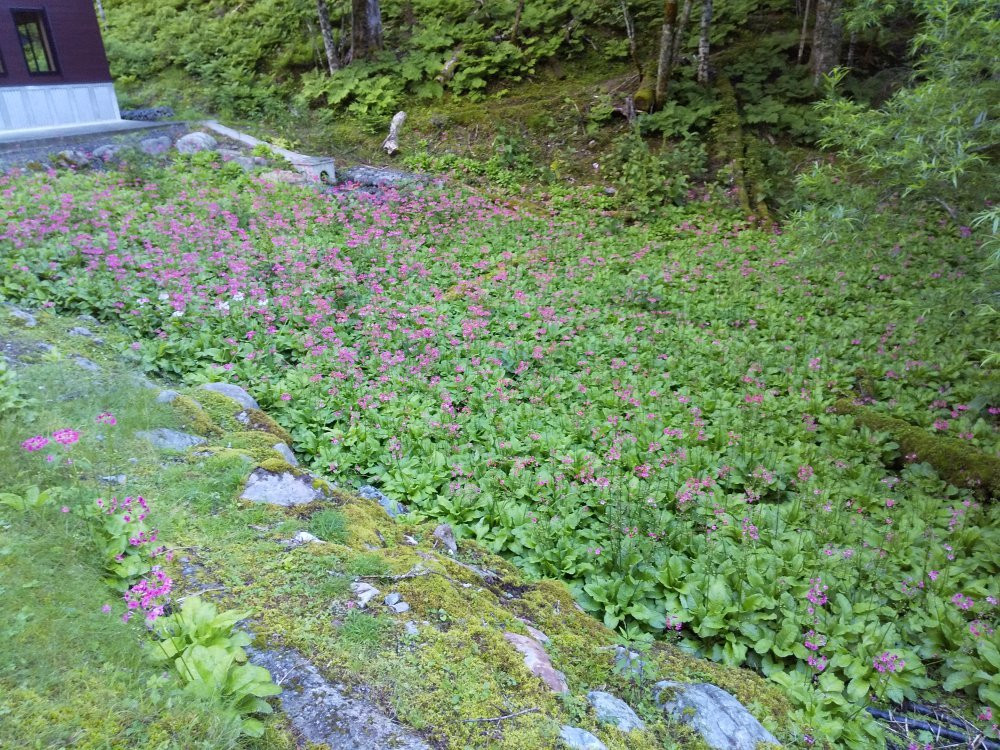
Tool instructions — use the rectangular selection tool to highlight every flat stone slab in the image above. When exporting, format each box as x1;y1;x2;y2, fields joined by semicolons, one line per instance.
199;382;259;410
586;691;645;733
559;725;608;750
240;468;326;506
136;428;206;451
247;647;430;750
654;681;781;750
503;632;568;693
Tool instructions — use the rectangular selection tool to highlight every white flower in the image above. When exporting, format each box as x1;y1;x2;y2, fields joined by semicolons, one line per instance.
232;292;245;302
171;310;183;318
158;292;170;301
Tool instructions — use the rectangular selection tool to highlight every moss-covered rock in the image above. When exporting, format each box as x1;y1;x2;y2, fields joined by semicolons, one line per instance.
834;399;1000;499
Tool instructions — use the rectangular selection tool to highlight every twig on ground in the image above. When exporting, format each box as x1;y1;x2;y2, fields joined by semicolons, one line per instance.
461;707;540;724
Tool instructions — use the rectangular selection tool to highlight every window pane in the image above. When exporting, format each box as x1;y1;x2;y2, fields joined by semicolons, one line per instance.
13;10;57;74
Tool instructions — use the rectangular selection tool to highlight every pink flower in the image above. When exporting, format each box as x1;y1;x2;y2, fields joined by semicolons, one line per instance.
52;428;80;446
101;604;112;613
21;435;49;452
280;392;291;401
95;412;117;425
60;506;69;513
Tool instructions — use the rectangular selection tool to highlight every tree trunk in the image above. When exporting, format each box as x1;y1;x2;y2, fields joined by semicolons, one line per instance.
94;0;107;28
846;30;857;68
350;0;383;63
810;0;842;86
621;0;642;81
797;0;812;64
511;0;525;44
671;0;694;65
697;0;712;85
655;0;679;108
317;0;339;73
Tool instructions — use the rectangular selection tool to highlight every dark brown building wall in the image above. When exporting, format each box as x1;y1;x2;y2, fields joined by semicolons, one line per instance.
0;0;112;86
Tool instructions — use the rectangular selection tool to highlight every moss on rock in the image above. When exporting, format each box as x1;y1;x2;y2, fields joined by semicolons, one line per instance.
171;394;224;437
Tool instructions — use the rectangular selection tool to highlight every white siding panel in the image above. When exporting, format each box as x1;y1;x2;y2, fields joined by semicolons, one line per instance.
0;83;121;132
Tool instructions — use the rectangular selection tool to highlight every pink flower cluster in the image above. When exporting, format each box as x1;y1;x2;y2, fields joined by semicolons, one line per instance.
872;651;905;673
123;567;173;623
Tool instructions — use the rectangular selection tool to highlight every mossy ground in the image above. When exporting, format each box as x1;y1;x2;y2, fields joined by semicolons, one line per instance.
0;310;794;748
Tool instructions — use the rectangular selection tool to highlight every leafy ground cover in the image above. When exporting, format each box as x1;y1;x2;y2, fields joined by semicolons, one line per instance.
1;159;998;747
0;314;789;750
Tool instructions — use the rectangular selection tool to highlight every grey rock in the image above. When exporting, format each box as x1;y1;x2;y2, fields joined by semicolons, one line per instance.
93;144;121;162
218;148;255;170
240;468;326;507
8;308;37;327
292;531;322;545
199;382;259;410
389;601;410;614
340;165;419;187
518;619;550;644
247;647;431;750
140;136;172;155
68;326;93;337
433;523;458;554
358;484;406;518
175;132;218;154
76;314;99;325
55;149;91;169
99;474;127;485
136;428;207;452
404;621;419;637
72;356;101;372
559;725;608;750
384;592;401;606
654;682;781;750
586;691;645;733
155;389;181;404
351;582;381;608
273;441;299;467
503;632;568;693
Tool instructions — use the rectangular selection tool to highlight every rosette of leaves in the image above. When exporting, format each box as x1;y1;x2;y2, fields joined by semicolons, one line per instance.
151;597;280;737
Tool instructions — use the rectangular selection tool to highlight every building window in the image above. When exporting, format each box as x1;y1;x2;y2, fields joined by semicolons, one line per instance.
12;9;58;74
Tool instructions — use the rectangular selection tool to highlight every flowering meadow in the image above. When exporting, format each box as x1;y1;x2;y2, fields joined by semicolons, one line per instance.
1;160;998;746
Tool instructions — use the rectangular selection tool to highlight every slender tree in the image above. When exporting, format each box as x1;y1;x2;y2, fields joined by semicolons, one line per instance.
94;0;107;28
350;0;383;62
511;0;526;44
810;0;843;85
797;0;813;64
697;0;712;85
317;0;339;73
671;0;694;64
655;0;679;107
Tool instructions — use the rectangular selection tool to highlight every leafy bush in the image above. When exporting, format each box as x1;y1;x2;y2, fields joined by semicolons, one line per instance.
607;127;707;217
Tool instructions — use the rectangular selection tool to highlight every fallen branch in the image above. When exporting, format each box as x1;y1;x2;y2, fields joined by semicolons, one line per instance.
867;708;1000;750
461;707;540;724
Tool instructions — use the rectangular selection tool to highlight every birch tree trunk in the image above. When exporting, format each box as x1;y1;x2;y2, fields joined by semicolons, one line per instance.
797;0;812;64
317;0;339;73
697;0;712;85
654;0;679;108
671;0;694;65
810;0;843;86
350;0;383;63
94;0;107;28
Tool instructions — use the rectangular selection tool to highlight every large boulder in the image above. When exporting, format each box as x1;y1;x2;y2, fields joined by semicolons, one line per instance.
175;132;218;154
654;681;781;749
